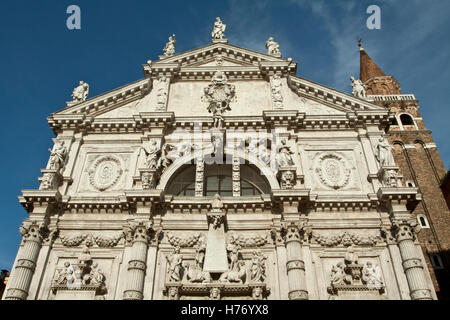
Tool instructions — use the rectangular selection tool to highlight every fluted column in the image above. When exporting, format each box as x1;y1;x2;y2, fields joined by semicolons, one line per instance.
4;221;48;300
392;220;433;300
283;222;308;300
123;221;153;300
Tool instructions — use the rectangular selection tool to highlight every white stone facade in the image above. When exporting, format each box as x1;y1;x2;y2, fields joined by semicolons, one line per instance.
3;23;437;300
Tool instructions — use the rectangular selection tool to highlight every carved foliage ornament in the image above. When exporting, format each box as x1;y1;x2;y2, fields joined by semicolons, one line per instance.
228;232;271;248
313;231;380;247
88;155;123;191
166;233;204;248
60;233;123;248
315;152;351;190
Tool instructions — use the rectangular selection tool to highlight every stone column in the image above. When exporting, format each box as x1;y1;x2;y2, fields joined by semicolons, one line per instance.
392;219;433;300
282;222;308;300
123;221;154;300
378;187;433;300
4;221;49;300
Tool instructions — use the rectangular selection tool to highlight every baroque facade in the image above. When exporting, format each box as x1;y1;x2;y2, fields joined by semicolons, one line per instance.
3;20;443;300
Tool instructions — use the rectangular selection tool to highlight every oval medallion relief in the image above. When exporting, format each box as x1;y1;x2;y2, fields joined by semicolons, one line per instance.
88;155;123;191
315;153;351;189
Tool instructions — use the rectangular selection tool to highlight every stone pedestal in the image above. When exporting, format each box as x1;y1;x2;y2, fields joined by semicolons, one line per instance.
278;167;297;190
377;166;402;188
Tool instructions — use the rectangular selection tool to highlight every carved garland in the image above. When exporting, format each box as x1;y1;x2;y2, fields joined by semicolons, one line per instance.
315;152;351;190
88;155;123;191
166;233;204;248
313;231;380;247
60;233;123;248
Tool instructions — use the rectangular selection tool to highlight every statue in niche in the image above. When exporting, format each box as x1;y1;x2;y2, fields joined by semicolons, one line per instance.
71;81;89;103
141;140;161;170
212;17;226;40
375;136;396;167
163;34;176;57
48;141;68;172
276;139;295;167
250;251;266;283
265;37;281;56
203;71;235;129
350;76;367;98
166;247;183;282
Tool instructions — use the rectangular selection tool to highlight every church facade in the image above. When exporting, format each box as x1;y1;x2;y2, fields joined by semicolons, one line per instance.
3;19;443;300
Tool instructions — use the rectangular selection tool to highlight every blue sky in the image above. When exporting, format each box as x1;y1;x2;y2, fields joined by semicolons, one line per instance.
0;0;449;270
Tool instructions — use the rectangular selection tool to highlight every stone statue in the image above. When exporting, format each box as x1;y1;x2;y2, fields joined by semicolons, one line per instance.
219;246;246;284
212;17;226;40
344;247;359;265
141;140;161;170
362;261;384;289
350;76;367;98
265;37;281;56
71;81;89;103
375;137;395;167
166;247;183;282
211;194;224;210
329;262;346;287
163;34;176;57
48;141;68;172
211;133;223;155
276;139;295;167
186;243;211;283
250;251;266;283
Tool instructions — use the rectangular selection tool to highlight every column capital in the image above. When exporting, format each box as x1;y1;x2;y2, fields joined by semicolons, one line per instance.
19;220;50;243
123;220;157;245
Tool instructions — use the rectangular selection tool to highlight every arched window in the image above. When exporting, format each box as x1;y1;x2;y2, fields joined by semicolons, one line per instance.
417;214;429;228
400;114;414;126
166;164;270;197
429;253;444;270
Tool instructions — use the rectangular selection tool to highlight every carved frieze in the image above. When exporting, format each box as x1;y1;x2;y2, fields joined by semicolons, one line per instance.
59;233;124;248
313;231;380;247
270;74;284;110
228;232;271;248
166;232;204;248
88;155;123;191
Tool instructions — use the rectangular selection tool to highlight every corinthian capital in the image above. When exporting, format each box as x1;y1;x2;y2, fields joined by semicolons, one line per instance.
278;221;312;245
391;219;420;242
19;220;49;243
123;220;155;245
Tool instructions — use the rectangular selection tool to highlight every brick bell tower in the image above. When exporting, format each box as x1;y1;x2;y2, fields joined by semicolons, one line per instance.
358;40;450;299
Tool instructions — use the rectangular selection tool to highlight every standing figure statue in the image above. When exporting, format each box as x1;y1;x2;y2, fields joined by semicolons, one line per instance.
375;136;396;167
71;81;89;103
163;34;176;57
48;141;68;172
141;140;161;170
350;76;367;98
362;261;384;289
212;17;226;40
166;247;183;282
276;139;295;167
250;251;266;283
265;37;281;56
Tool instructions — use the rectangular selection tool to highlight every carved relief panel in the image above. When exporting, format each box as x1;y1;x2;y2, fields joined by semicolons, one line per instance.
72;147;135;194
299;143;368;193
